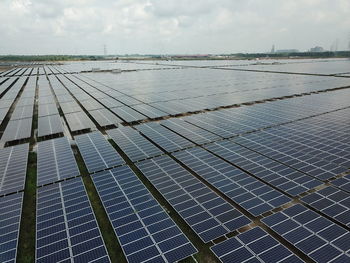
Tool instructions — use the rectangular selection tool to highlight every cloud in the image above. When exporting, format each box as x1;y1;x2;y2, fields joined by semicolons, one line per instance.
0;0;349;54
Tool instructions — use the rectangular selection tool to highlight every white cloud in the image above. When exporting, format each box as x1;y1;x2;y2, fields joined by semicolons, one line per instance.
0;0;349;54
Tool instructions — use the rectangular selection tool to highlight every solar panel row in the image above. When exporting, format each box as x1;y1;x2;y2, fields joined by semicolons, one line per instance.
0;192;23;263
262;204;350;262
136;155;251;242
92;166;198;263
107;126;163;162
205;140;323;196
37;137;79;186
301;186;350;227
173;147;291;216
135;123;194;153
36;178;110;263
0;143;29;195
75;131;125;173
211;227;303;263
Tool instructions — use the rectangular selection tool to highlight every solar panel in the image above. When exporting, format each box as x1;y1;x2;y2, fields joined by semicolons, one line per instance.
111;106;147;122
262;204;350;262
233;133;347;181
37;137;79;186
136;156;251;242
107;126;163;162
38;103;59;117
173;147;291;216
301;186;350;227
99;97;124;108
132;104;168;119
211;227;303;263
0;192;23;263
160;118;221;144
135;123;195;153
0;143;28;195
88;109;123;127
65;111;95;132
10;105;33;120
80;99;104;111
205;140;323;196
92;165;198;262
38;115;64;137
1;118;32;143
0;108;9;125
36;178;110;263
59;101;81;114
75;131;125;173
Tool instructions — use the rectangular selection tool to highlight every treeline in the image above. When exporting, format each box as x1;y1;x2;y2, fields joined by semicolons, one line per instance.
235;51;350;58
0;55;105;61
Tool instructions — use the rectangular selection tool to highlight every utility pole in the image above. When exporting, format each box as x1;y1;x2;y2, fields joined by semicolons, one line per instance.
103;44;107;56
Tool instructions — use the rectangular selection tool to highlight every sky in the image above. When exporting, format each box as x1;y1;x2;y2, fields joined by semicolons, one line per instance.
0;0;350;55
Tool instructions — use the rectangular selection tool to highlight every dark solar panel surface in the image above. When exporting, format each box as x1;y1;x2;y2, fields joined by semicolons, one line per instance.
0;143;29;195
262;204;350;262
135;123;195;153
205;140;323;196
173;147;291;216
211;227;303;263
136;155;251;242
38;114;64;137
75;131;125;173
0;193;23;263
107;126;163;162
1;118;32;142
37;137;79;186
92;165;198;263
36;178;110;263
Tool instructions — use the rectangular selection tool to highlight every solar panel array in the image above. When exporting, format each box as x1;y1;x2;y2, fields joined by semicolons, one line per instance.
107;126;163;162
211;227;303;263
92;165;198;263
0;143;29;195
0;193;23;263
173;147;292;216
136;123;195;152
75;131;125;173
136;155;251;242
262;204;350;262
36;178;110;262
1;60;350;263
37;137;79;186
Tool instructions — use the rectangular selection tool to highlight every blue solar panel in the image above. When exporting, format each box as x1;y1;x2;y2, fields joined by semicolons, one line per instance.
301;186;350;227
37;137;80;186
135;122;195;153
205;140;323;196
262;204;350;262
92;165;198;262
0;193;23;263
107;127;163;162
75;131;125;173
136;155;251;242
160;118;221;144
211;227;303;263
36;178;110;263
173;147;291;216
233;131;348;181
0;143;29;195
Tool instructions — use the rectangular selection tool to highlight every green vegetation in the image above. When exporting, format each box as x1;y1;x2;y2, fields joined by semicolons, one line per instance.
17;152;37;263
0;55;104;62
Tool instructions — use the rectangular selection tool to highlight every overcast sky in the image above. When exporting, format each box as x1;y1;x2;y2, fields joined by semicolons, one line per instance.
1;0;349;55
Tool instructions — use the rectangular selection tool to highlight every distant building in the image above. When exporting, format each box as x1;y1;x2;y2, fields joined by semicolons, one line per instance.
310;46;324;52
275;49;299;53
270;44;275;53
